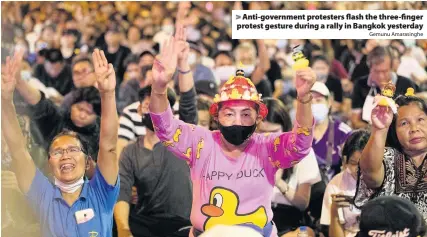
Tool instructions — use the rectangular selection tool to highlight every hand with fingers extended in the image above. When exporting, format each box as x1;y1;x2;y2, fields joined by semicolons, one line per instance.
174;23;190;67
295;68;316;98
152;37;179;93
1;50;24;101
92;49;116;94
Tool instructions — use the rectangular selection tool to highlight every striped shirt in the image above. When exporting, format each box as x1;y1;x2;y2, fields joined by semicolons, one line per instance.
119;101;180;142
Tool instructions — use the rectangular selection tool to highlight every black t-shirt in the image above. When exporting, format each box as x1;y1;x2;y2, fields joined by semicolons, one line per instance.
351;75;420;110
102;45;131;86
256;79;273;98
118;139;192;237
33;63;74;96
351;54;369;82
325;75;343;103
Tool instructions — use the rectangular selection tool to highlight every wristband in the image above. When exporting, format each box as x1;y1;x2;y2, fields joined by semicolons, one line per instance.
297;93;313;104
178;68;191;74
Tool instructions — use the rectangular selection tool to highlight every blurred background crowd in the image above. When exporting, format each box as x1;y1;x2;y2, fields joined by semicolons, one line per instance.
2;1;427;237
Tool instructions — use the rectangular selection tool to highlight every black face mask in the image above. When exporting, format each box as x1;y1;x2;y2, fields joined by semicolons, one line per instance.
141;113;154;131
218;123;257;146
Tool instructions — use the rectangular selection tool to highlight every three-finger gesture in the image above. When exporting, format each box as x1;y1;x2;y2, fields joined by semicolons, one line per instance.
152;37;179;92
92;49;116;93
174;23;189;65
1;50;24;101
295;68;316;98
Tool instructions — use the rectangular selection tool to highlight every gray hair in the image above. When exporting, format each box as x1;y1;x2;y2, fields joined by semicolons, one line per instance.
367;46;395;68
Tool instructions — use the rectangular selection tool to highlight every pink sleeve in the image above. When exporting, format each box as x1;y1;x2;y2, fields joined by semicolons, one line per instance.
150;106;211;166
264;119;314;170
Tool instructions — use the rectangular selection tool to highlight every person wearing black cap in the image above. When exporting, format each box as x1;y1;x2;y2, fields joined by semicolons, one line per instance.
114;85;193;237
195;80;218;103
33;48;74;96
356;196;426;237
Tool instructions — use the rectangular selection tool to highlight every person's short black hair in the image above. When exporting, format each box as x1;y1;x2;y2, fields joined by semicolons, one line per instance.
48;131;90;159
72;87;101;116
71;54;93;70
212;50;234;61
263;98;292;132
342;130;370;163
123;54;140;69
387;95;427;152
310;55;330;67
139;50;154;59
45;48;64;63
138;85;176;108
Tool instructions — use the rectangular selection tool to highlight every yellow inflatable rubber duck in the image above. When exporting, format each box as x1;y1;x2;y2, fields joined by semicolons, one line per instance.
292;46;309;71
378;83;396;107
201;187;268;231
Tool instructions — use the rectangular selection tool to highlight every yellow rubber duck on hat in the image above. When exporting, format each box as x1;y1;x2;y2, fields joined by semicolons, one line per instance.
201;187;268;231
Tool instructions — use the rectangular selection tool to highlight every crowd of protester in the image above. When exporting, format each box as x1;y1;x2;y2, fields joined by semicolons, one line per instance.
2;1;427;237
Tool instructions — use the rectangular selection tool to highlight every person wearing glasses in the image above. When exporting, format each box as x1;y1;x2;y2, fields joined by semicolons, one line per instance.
1;49;120;236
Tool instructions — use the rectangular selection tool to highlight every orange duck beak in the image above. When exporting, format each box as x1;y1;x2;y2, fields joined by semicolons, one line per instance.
201;204;224;217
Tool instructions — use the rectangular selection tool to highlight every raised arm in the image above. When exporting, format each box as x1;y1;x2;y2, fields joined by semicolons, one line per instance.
359;101;393;188
15;76;42;105
265;69;315;170
176;24;198;125
250;39;271;85
150;32;210;165
1;50;36;194
92;49;120;185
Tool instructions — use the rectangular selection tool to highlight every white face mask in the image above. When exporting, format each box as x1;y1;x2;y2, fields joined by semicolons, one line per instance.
187;52;197;66
214;65;237;82
187;26;201;42
242;64;256;75
311;103;329;124
276;40;288;50
162;25;174;35
127;71;140;80
20;70;32;81
54;176;84;193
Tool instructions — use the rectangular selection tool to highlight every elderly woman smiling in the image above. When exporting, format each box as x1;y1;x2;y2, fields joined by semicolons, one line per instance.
1;49;120;236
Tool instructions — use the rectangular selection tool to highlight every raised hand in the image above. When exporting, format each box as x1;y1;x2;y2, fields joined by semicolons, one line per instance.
1;50;24;101
152;36;178;93
174;24;190;66
92;49;116;93
371;97;395;130
295;68;316;98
